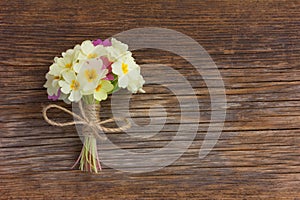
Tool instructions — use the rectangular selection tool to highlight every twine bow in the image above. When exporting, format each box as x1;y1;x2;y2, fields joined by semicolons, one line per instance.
42;101;131;140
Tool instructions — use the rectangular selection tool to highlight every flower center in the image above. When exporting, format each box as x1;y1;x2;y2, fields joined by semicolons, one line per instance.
84;69;97;82
70;80;80;91
95;83;102;92
122;63;128;74
65;63;72;69
87;53;97;59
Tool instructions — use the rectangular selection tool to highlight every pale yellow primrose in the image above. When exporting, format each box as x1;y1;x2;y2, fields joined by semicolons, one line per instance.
49;45;80;76
106;38;129;61
59;71;82;102
112;53;145;93
75;40;107;73
44;73;60;96
94;80;114;101
77;58;108;93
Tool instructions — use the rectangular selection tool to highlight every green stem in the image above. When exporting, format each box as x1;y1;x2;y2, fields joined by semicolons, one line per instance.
78;136;101;173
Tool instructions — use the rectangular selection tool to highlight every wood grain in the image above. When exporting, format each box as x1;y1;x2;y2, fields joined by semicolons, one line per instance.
0;0;300;199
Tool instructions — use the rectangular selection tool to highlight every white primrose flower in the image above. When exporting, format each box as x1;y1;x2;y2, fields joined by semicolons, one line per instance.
44;73;73;103
112;54;145;93
59;71;82;102
106;38;129;61
126;70;145;93
44;73;60;96
77;58;108;93
49;45;80;76
75;40;107;73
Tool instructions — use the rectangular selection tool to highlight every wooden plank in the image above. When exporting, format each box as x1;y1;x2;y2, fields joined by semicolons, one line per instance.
0;0;299;199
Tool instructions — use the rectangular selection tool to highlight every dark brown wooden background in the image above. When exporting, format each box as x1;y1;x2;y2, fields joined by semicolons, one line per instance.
1;0;300;199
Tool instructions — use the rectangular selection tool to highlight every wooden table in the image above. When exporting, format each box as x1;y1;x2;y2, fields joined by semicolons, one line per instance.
1;1;299;199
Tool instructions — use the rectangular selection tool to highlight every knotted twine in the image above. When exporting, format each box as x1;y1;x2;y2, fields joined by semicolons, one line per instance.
42;101;131;140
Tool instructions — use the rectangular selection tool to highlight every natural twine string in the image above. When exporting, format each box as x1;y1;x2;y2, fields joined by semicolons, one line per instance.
42;101;131;140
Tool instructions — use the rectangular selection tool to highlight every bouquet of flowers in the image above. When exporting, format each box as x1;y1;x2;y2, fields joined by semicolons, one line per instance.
43;38;145;173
